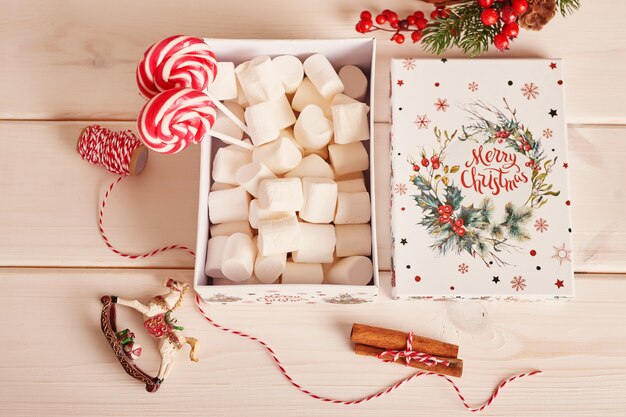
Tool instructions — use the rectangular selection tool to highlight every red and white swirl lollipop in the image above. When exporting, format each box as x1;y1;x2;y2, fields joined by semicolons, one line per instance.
137;88;217;154
136;35;218;99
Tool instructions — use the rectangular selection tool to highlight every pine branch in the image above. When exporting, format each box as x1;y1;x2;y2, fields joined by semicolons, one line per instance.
558;0;581;16
422;2;501;56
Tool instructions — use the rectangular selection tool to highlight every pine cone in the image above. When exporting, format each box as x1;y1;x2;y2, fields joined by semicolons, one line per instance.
518;0;557;31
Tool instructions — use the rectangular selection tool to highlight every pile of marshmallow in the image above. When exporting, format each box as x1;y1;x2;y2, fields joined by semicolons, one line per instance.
204;53;373;286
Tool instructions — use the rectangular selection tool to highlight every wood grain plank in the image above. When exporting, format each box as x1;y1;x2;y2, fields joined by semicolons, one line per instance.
0;121;623;272
0;0;625;124
0;268;625;416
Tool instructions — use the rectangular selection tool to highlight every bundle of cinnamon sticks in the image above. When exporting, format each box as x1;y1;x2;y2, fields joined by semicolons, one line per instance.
351;323;463;378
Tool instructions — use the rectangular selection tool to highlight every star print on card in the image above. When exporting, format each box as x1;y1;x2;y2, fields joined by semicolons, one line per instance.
390;59;574;300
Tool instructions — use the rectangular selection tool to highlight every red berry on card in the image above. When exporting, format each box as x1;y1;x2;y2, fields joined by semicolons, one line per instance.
442;213;450;221
481;8;499;26
413;11;425;19
478;0;495;7
500;6;517;24
439;8;451;19
457;228;466;236
387;11;399;23
430;155;439;163
399;19;409;30
416;17;428;30
395;33;405;44
430;9;440;19
355;23;364;33
454;218;464;227
452;225;459;232
438;215;447;223
361;19;373;31
407;15;417;25
411;30;423;42
512;0;528;14
360;10;372;20
432;162;440;169
494;33;510;51
413;163;420;172
438;206;445;215
444;205;453;214
376;14;386;24
421;157;430;167
523;144;531;151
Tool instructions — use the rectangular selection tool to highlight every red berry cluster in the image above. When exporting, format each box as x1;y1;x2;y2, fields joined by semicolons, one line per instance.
437;205;467;236
355;8;447;44
411;155;441;172
478;0;528;51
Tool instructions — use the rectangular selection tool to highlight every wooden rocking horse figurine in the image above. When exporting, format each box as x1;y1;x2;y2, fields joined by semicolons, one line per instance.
100;279;199;392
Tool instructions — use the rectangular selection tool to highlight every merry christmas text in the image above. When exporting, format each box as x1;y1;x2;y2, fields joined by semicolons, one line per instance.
460;145;528;195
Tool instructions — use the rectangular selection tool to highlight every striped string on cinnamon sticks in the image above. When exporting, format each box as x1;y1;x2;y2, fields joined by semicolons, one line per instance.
351;323;463;378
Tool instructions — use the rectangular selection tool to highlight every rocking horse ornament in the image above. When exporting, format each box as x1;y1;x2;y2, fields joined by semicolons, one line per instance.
100;279;199;392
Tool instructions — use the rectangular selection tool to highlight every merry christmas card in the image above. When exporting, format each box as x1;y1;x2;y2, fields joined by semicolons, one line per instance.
390;59;574;300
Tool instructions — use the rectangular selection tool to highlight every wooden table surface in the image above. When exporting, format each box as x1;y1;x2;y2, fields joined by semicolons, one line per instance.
1;1;625;416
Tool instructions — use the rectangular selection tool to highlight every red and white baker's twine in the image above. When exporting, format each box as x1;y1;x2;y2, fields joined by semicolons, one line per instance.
195;294;541;411
79;125;196;259
378;331;451;367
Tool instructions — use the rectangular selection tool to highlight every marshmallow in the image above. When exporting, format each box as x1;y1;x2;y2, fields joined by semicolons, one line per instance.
254;252;287;284
299;178;337;224
257;178;303;212
221;233;256;282
334;191;371;224
294;105;333;150
277;128;304;156
336;171;365;180
281;261;324;284
331;102;370;144
212;101;245;140
235;55;285;105
212;145;252;185
257;215;301;256
212;276;263;286
211;182;236;191
325;94;359;118
328;142;369;177
253;137;302;175
235;162;277;198
271;55;304;94
204;236;228;279
284;154;334;179
326;256;373;285
338;65;368;101
249;199;291;229
304;146;329;160
207;61;237;101
336;177;367;193
303;54;344;98
291;77;332;113
231;68;250;108
335;224;372;257
210;221;253;238
269;95;296;129
292;223;336;263
245;101;280;146
208;186;250;224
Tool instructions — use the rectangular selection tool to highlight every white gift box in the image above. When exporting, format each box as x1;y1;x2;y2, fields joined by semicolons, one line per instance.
194;38;379;304
390;59;575;300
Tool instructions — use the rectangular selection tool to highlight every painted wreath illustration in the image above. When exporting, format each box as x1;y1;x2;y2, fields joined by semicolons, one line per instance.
408;99;559;267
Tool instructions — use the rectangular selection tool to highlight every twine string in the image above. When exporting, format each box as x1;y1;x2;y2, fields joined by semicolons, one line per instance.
378;331;451;367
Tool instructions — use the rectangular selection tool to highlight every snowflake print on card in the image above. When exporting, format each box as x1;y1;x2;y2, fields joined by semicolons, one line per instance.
511;276;527;292
390;59;574;299
403;58;416;70
434;98;449;112
521;83;539;100
394;183;408;195
414;114;431;129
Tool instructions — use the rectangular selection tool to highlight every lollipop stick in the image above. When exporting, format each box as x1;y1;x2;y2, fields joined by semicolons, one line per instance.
208;130;254;150
205;91;251;136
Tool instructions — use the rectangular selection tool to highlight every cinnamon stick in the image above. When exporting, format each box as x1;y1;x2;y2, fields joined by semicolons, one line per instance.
354;344;463;378
351;323;459;359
